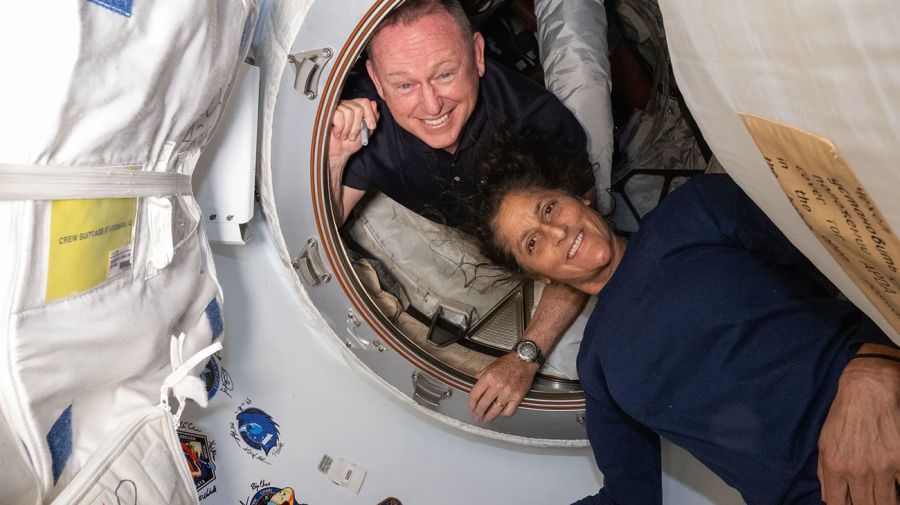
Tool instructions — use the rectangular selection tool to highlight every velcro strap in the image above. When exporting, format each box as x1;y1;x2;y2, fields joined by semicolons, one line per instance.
0;163;192;200
160;334;223;426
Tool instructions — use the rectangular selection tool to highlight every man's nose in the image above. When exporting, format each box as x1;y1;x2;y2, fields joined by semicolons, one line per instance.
421;84;442;115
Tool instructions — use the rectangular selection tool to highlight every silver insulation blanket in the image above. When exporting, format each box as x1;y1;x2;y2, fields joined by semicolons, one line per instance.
535;0;615;214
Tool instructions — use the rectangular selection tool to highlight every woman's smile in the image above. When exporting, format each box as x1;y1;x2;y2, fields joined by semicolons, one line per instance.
493;188;626;294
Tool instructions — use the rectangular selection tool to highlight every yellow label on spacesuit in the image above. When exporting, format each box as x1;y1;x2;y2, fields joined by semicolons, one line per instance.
740;113;900;333
46;198;137;302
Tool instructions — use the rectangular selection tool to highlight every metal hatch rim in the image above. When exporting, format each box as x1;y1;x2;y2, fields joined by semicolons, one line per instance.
306;0;586;410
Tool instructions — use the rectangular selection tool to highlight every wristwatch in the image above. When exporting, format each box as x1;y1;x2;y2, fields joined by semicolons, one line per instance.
514;339;546;366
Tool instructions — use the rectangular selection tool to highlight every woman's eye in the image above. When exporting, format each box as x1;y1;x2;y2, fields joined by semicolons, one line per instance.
544;202;555;217
526;236;537;254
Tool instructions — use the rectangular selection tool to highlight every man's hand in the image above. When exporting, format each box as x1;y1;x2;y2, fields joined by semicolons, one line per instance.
466;283;587;423
817;344;900;505
328;98;378;225
329;98;379;161
468;353;539;423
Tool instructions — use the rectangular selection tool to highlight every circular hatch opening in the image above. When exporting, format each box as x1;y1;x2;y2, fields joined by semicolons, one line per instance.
271;0;591;439
320;0;585;406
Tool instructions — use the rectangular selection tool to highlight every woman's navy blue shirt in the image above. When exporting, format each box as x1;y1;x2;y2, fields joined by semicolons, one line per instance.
573;174;896;505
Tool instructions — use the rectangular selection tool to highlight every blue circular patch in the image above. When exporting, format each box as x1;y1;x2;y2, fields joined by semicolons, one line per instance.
250;486;280;505
200;357;220;401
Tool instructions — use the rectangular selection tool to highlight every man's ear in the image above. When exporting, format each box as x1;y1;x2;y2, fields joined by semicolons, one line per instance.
472;32;486;77
366;59;386;99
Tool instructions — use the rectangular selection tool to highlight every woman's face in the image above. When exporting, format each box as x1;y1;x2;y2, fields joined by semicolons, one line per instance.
492;188;623;293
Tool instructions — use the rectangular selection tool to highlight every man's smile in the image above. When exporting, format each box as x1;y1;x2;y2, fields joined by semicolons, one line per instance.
422;111;451;127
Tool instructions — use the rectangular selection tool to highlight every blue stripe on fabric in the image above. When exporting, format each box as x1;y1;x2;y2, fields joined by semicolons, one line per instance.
47;405;73;485
87;0;133;17
205;298;224;340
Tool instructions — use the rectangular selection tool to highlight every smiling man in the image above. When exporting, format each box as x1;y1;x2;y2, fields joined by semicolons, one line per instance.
327;0;594;423
328;0;590;227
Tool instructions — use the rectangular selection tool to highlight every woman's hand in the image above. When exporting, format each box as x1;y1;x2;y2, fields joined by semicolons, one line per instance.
817;346;900;505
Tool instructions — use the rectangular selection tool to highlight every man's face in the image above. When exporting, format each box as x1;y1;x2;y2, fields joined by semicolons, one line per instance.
366;9;485;153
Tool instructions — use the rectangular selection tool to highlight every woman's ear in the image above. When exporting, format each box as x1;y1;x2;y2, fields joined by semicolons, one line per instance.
582;197;591;206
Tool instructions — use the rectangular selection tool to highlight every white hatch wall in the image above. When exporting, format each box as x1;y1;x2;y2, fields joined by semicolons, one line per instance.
183;214;744;505
260;0;591;442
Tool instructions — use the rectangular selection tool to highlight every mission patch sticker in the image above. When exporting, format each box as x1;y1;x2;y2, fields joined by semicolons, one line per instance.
243;480;308;505
177;422;217;499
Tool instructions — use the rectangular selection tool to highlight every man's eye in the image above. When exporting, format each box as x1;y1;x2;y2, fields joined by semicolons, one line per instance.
398;83;412;90
439;72;452;79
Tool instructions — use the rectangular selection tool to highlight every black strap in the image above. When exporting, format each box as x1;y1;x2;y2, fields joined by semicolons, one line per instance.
853;353;900;364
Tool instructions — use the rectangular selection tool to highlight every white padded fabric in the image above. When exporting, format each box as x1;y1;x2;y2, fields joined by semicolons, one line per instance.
349;192;519;327
659;0;900;342
0;1;258;501
50;407;197;505
0;411;40;505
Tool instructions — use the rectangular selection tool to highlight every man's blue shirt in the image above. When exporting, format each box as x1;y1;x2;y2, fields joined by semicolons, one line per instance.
341;59;588;227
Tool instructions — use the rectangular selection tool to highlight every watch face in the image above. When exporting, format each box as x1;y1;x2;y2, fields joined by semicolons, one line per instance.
517;341;538;361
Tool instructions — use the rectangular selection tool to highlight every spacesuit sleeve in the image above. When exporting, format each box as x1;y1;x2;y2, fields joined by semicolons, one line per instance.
571;378;662;505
